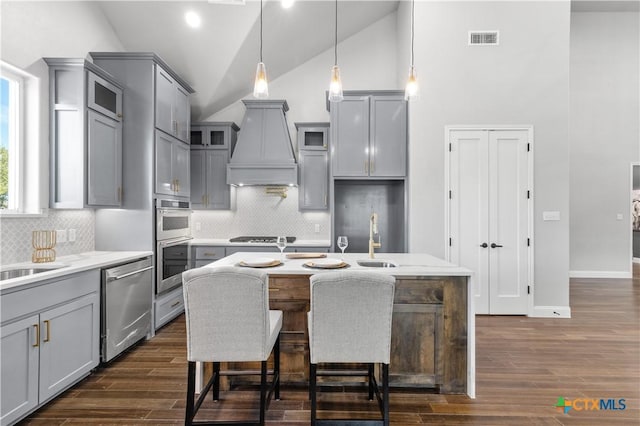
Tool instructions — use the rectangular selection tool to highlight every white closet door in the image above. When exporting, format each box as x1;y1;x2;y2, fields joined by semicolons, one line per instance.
488;130;529;314
449;130;490;314
448;128;530;315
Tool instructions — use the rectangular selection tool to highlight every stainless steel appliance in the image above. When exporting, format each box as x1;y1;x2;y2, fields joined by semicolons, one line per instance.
156;199;192;294
101;257;153;362
229;236;296;243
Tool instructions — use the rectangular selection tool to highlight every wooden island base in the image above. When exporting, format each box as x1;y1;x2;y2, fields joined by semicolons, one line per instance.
205;274;468;394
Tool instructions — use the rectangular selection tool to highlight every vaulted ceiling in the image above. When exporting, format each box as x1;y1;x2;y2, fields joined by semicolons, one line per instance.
96;1;399;120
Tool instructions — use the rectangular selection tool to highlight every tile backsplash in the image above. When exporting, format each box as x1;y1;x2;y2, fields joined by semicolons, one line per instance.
1;210;95;265
191;186;330;240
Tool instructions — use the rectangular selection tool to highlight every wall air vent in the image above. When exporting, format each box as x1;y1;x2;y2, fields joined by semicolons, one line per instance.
469;31;499;45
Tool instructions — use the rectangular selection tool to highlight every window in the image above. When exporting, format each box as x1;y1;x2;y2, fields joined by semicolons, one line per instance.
0;68;22;211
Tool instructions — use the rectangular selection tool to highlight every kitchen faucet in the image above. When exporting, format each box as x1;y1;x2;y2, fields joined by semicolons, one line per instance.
369;212;381;259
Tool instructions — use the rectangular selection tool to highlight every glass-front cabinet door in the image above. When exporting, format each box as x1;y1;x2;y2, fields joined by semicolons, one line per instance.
87;71;122;122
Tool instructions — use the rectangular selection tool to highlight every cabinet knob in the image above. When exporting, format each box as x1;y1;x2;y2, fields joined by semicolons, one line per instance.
117;113;123;118
480;242;488;248
490;243;503;248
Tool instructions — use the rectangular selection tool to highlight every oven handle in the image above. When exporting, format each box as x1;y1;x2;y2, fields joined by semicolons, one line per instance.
158;237;193;248
110;266;154;281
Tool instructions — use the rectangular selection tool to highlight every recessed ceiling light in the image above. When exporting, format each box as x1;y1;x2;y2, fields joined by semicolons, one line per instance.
281;0;295;9
185;11;201;28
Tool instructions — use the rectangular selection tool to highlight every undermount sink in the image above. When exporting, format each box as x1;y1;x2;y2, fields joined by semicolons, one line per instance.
0;266;63;281
357;260;398;268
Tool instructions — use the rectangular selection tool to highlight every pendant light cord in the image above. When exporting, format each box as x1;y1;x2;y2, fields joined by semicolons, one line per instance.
260;0;263;63
410;0;415;67
334;0;338;66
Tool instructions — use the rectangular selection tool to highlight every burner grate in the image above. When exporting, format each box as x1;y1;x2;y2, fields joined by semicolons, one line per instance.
229;236;296;244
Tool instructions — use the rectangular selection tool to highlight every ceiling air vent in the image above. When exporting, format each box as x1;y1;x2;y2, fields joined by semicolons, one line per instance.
469;31;499;45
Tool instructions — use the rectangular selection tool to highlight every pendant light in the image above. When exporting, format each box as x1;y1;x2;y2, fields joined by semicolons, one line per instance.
405;0;419;100
328;0;343;102
253;0;269;98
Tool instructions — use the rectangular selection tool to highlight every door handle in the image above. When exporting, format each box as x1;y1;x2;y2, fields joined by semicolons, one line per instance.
480;243;488;248
490;243;503;248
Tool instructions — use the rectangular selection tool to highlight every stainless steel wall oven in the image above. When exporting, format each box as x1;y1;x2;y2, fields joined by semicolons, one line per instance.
156;199;191;294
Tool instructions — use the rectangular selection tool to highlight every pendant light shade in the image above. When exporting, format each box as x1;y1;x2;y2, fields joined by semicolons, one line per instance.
329;65;343;102
253;0;269;99
328;0;343;103
405;0;419;100
405;65;419;100
253;62;269;98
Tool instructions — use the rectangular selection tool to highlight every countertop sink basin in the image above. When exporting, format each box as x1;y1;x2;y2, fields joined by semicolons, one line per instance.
357;260;398;268
0;266;63;281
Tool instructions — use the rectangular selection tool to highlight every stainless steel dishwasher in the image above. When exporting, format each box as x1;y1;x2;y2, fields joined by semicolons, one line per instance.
101;257;153;362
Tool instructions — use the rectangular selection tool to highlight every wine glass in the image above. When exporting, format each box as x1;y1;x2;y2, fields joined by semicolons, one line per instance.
337;235;348;256
276;236;287;261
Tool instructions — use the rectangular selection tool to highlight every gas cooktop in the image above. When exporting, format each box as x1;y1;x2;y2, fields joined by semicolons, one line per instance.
229;236;296;244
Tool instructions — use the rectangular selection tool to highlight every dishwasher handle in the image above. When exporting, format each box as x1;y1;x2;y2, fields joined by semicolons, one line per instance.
109;266;154;281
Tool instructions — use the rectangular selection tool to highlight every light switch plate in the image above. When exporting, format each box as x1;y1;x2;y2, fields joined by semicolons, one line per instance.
543;211;560;221
68;229;76;242
616;213;623;220
314;224;320;233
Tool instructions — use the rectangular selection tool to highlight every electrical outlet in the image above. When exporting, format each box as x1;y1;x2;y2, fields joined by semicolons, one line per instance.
68;229;77;242
314;224;320;233
56;229;67;243
616;213;623;221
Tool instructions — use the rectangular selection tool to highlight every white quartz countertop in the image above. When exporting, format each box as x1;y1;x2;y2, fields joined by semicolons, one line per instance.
0;251;153;292
205;252;473;277
190;239;331;247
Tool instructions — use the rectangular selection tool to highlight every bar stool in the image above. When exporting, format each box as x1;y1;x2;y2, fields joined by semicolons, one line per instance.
182;266;282;426
308;271;396;426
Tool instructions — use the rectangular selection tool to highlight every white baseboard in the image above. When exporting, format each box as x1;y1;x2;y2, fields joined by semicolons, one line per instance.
531;306;571;318
569;270;632;279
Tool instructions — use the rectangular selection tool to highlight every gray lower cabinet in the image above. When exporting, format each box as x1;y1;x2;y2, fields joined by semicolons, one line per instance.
155;132;190;198
329;91;407;178
45;58;124;208
299;151;328;210
154;286;184;330
0;271;100;426
192;246;225;268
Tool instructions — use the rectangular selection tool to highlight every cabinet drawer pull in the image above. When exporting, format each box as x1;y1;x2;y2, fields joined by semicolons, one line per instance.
370;159;374;173
43;320;51;343
170;301;181;308
202;195;206;205
176;179;180;192
33;324;40;347
118;187;122;202
365;160;369;174
117;113;123;119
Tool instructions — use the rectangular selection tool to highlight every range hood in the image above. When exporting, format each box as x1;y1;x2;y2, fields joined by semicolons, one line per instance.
227;100;298;186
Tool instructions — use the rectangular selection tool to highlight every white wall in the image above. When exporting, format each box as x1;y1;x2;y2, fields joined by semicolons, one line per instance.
407;1;571;310
0;1;124;263
569;11;640;277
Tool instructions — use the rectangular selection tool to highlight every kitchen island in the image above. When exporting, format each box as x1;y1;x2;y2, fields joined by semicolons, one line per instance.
204;252;475;397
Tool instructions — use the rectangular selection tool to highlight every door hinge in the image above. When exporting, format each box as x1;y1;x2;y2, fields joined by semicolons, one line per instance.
527;285;531;294
527;238;530;246
449;190;452;199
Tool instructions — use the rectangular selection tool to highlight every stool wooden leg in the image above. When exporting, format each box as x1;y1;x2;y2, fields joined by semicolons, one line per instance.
368;363;375;400
185;361;196;426
383;364;389;426
274;336;281;400
259;360;267;426
212;362;220;401
310;363;317;425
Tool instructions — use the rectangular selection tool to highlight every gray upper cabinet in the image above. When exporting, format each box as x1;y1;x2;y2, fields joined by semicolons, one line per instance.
45;58;124;208
155;132;190;198
190;122;238;210
155;65;191;143
296;122;329;211
329;91;407;178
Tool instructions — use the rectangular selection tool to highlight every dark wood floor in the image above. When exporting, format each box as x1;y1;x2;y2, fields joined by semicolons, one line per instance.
20;267;640;425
